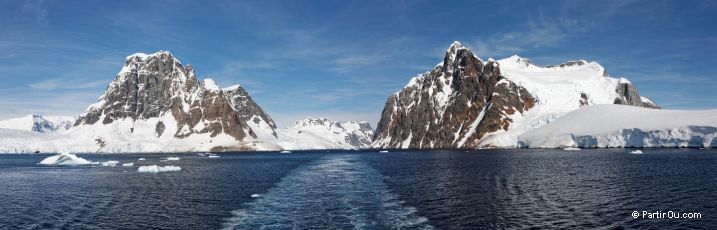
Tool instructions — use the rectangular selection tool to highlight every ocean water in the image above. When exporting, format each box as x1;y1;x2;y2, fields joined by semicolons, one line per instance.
0;149;715;229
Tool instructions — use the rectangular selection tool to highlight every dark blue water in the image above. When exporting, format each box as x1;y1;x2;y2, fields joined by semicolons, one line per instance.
1;149;715;229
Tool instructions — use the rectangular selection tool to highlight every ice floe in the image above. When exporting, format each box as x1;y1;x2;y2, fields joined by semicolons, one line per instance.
100;160;119;166
161;157;180;161
629;150;643;154
122;162;134;167
137;165;181;173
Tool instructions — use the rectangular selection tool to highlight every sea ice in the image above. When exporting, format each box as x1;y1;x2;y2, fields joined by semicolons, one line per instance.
250;194;261;198
122;162;134;167
379;150;389;153
630;150;644;154
137;165;181;173
162;157;180;161
563;147;581;151
138;158;146;161
38;152;92;166
208;154;220;158
279;150;291;154
100;160;119;166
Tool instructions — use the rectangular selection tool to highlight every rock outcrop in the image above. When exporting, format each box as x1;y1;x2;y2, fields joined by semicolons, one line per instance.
373;42;536;149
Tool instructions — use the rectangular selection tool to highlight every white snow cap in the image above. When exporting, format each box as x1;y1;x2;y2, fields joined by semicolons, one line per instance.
125;50;176;62
449;41;464;49
222;84;242;91
203;79;220;91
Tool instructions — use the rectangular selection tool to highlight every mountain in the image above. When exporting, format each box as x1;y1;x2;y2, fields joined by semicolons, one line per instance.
67;51;280;152
0;115;74;133
274;118;374;150
518;104;717;148
373;41;659;149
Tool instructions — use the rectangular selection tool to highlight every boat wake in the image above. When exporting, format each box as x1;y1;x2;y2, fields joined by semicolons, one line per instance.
222;154;433;229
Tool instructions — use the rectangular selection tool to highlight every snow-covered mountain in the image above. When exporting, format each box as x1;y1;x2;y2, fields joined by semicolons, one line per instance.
0;115;74;133
274;118;374;150
373;41;660;149
38;51;281;153
518;104;717;148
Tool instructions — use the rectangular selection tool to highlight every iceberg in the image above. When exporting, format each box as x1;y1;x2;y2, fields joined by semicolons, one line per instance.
122;162;134;167
250;194;261;198
208;154;220;158
137;165;181;173
279;150;291;154
630;150;644;154
38;152;92;166
563;147;581;151
138;158;146;161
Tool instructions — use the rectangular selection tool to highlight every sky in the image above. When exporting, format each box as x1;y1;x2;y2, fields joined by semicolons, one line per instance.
1;0;716;127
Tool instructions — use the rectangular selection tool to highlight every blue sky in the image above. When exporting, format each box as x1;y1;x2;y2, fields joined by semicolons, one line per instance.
1;0;716;127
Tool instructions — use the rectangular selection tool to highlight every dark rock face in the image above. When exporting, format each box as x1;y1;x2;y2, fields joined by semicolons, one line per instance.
614;82;661;109
373;42;536;149
223;86;278;137
75;51;277;142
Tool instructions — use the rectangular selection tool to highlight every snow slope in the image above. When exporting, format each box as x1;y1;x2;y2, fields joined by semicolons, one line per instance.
477;56;654;147
518;104;717;148
273;118;374;150
0;115;74;133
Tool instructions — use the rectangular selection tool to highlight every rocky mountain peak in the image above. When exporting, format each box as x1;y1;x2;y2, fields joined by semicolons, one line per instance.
374;41;536;149
74;51;278;150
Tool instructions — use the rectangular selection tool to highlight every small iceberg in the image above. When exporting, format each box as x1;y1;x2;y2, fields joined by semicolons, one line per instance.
39;152;92;166
208;154;220;158
379;150;389;153
138;158;146;161
280;150;291;154
629;150;643;154
100;160;120;166
137;165;181;173
161;157;180;161
250;194;261;198
122;162;134;167
563;147;581;151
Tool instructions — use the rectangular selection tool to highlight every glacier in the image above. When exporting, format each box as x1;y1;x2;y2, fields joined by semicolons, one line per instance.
517;104;717;148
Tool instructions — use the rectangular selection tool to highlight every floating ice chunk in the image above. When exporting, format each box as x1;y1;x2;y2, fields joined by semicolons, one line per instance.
279;150;291;154
100;161;119;166
250;194;261;198
122;162;134;167
39;152;92;166
161;157;180;161
138;158;146;161
379;150;389;153
208;154;220;158
630;150;643;154
563;147;581;151
137;165;181;173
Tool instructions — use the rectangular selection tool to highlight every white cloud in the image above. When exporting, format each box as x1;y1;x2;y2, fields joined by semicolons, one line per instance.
29;78;108;90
